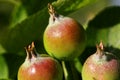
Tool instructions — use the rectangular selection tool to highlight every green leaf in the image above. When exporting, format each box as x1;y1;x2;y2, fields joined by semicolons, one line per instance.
88;6;120;28
86;6;120;47
10;4;28;28
1;8;49;53
0;0;17;28
0;44;6;54
3;53;25;79
0;55;9;79
20;0;55;15
86;6;120;48
53;0;97;15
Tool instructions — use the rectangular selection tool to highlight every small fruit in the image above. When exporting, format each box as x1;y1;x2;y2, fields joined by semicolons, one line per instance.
18;42;63;80
43;4;86;60
82;42;120;80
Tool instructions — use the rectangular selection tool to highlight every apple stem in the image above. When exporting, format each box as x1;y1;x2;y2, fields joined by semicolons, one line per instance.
62;61;73;80
62;61;68;80
96;41;104;58
62;61;80;80
25;42;37;61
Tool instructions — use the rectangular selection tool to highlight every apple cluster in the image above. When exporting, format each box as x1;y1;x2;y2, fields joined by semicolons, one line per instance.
17;3;120;80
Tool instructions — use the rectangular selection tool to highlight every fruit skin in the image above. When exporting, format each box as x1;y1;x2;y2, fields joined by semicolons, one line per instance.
18;42;63;80
43;4;86;60
82;42;120;80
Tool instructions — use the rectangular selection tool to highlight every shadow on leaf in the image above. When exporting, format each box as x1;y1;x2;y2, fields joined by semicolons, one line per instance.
88;6;120;28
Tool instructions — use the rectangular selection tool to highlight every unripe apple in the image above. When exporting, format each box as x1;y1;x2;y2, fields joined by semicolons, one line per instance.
82;42;120;80
43;4;86;60
18;42;63;80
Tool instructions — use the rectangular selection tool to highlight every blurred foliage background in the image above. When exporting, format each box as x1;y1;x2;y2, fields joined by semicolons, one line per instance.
0;0;120;79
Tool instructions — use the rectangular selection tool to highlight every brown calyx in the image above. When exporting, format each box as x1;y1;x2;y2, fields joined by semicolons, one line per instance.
48;3;59;21
25;42;37;60
96;41;104;58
